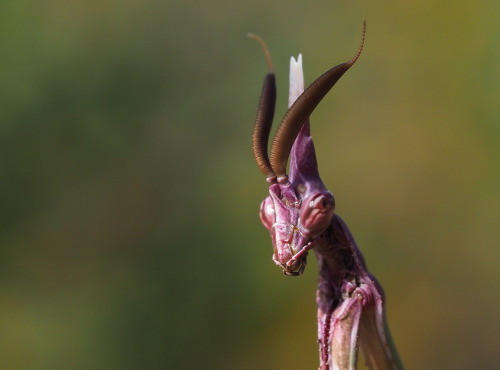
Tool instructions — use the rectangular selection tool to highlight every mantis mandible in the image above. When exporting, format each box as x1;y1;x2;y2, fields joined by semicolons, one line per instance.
249;22;404;370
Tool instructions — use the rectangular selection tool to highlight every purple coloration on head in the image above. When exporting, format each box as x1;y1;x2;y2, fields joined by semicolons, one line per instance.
289;120;328;198
252;45;344;276
260;179;325;276
259;127;336;275
255;77;340;275
249;24;367;275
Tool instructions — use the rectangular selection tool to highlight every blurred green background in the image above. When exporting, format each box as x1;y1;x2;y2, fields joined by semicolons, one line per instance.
1;0;498;369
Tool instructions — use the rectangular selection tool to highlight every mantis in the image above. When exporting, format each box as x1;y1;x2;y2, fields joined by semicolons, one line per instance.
249;22;404;370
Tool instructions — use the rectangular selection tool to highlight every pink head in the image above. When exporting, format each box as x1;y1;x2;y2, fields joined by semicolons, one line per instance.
250;25;365;275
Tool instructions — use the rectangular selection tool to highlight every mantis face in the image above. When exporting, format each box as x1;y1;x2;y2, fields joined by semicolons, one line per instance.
260;184;335;275
249;25;364;276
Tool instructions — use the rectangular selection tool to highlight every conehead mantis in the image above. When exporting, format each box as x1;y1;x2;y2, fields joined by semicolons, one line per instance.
249;22;404;370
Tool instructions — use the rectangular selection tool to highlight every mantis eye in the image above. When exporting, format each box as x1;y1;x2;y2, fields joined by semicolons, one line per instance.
300;193;335;237
259;196;275;231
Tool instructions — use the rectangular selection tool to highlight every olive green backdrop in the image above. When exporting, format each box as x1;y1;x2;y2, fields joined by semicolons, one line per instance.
1;1;498;369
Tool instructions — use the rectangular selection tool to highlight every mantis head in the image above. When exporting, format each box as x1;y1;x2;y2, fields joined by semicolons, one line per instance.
250;23;365;275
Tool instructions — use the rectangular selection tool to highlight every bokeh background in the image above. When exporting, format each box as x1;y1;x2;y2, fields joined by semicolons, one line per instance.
1;1;498;369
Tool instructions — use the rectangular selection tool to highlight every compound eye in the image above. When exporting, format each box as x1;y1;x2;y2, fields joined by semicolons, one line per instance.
300;193;335;237
259;196;275;231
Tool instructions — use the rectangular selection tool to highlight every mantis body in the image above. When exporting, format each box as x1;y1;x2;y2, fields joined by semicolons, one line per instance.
250;22;404;370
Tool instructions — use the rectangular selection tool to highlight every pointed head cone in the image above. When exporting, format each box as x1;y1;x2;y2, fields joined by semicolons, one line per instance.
286;54;327;196
288;119;327;196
